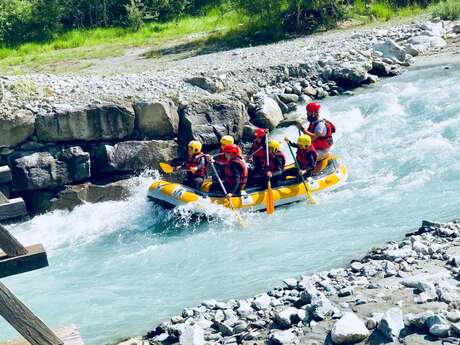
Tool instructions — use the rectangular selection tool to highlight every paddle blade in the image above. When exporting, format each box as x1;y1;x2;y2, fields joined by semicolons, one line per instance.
159;162;174;174
266;180;275;215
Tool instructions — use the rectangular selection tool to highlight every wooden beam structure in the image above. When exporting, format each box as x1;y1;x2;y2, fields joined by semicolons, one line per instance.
0;282;64;345
0;223;76;345
0;244;49;279
0;197;27;221
0;325;83;345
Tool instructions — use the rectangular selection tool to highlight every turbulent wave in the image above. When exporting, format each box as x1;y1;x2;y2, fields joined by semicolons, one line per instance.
1;60;460;344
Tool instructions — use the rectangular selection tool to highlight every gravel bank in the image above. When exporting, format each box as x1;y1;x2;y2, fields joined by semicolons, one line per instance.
118;219;460;345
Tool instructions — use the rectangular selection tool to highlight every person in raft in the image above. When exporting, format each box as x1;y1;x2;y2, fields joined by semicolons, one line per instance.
210;144;248;196
296;102;335;172
284;135;317;180
177;140;209;190
246;128;268;187
266;139;286;188
213;135;234;178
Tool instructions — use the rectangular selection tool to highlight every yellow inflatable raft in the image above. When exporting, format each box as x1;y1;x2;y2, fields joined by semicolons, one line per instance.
148;155;347;212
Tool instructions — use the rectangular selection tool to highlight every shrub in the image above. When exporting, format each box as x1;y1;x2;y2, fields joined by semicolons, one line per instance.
432;0;460;20
125;0;144;31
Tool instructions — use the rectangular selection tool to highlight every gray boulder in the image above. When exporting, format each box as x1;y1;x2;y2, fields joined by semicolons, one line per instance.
275;307;302;329
97;140;179;172
427;315;449;338
12;147;90;191
0;109;35;148
377;307;404;340
179;325;204;345
278;94;299;104
36;103;134;142
454;23;460;34
310;293;333;321
370;60;401;77
407;35;447;53
269;330;296;345
252;94;284;130
331;312;369;344
179;97;248;146
133;100;179;139
185;76;225;93
374;39;408;63
330;62;371;88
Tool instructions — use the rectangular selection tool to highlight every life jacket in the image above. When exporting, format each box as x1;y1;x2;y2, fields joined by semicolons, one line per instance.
308;119;335;150
268;151;286;173
251;140;268;170
185;152;208;177
224;156;248;190
296;146;318;170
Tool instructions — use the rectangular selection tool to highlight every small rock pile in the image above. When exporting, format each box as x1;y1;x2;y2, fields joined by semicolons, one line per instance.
131;220;460;345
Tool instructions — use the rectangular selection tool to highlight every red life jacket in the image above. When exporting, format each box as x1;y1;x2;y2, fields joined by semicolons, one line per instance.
308;119;335;150
251;140;268;170
296;146;318;170
268;151;286;173
185;152;208;177
224;156;248;190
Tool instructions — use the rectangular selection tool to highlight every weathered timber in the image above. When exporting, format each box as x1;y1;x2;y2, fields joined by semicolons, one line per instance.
0;244;48;278
0;198;27;221
0;325;83;345
0;166;12;184
0;224;27;257
0;282;63;345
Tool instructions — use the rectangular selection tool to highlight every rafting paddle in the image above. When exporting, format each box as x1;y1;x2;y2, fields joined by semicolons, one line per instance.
210;162;246;228
286;142;317;205
159;162;174;174
265;134;275;215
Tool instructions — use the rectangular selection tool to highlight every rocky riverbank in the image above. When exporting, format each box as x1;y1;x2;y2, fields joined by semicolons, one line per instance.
117;219;460;345
1;18;459;215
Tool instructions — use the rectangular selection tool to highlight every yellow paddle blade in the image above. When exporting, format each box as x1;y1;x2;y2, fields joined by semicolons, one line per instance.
266;179;275;215
159;162;174;174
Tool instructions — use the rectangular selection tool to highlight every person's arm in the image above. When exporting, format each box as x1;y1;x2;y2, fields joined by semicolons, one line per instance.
229;163;242;195
271;156;285;177
296;122;320;140
306;152;317;171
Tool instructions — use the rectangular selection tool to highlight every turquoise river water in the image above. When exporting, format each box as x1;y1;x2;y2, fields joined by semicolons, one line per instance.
1;57;460;344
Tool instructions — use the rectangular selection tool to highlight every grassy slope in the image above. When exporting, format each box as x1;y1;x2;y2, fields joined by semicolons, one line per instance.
1;2;453;75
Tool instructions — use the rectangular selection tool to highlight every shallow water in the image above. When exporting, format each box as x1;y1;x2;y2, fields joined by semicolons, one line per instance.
1;59;460;344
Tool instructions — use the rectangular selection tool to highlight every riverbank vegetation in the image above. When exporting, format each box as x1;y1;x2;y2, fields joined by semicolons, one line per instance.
0;0;457;73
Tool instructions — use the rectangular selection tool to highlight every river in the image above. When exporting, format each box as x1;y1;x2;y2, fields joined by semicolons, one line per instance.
1;56;460;344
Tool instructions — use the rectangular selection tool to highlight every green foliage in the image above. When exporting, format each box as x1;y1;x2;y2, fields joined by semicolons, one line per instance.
432;0;460;19
125;0;144;31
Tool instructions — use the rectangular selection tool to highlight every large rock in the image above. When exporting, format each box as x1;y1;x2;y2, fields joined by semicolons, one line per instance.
269;330;296;345
374;39;409;63
49;179;137;211
330;62;371;88
185;76;225;93
179;325;204;345
179;97;248;146
96;140;179;173
11;147;90;191
369;60;401;77
252;94;284;130
133;100;179;139
406;35;447;53
454;23;460;34
36;103;134;142
377;307;404;340
331;312;369;344
0;109;35;148
275;307;302;329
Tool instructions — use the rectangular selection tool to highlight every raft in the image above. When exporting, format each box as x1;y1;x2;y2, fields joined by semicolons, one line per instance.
148;155;347;212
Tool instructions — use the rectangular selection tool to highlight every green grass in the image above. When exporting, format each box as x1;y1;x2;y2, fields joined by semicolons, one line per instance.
432;0;460;20
0;8;245;74
349;0;433;22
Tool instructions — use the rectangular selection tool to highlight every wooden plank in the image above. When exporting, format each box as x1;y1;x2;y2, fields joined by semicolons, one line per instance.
0;325;83;345
0;166;12;184
0;282;63;345
0;224;27;257
0;198;28;221
0;244;48;278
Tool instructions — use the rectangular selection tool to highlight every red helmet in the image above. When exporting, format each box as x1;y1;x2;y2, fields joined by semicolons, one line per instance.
223;144;240;157
306;102;320;113
255;128;267;138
